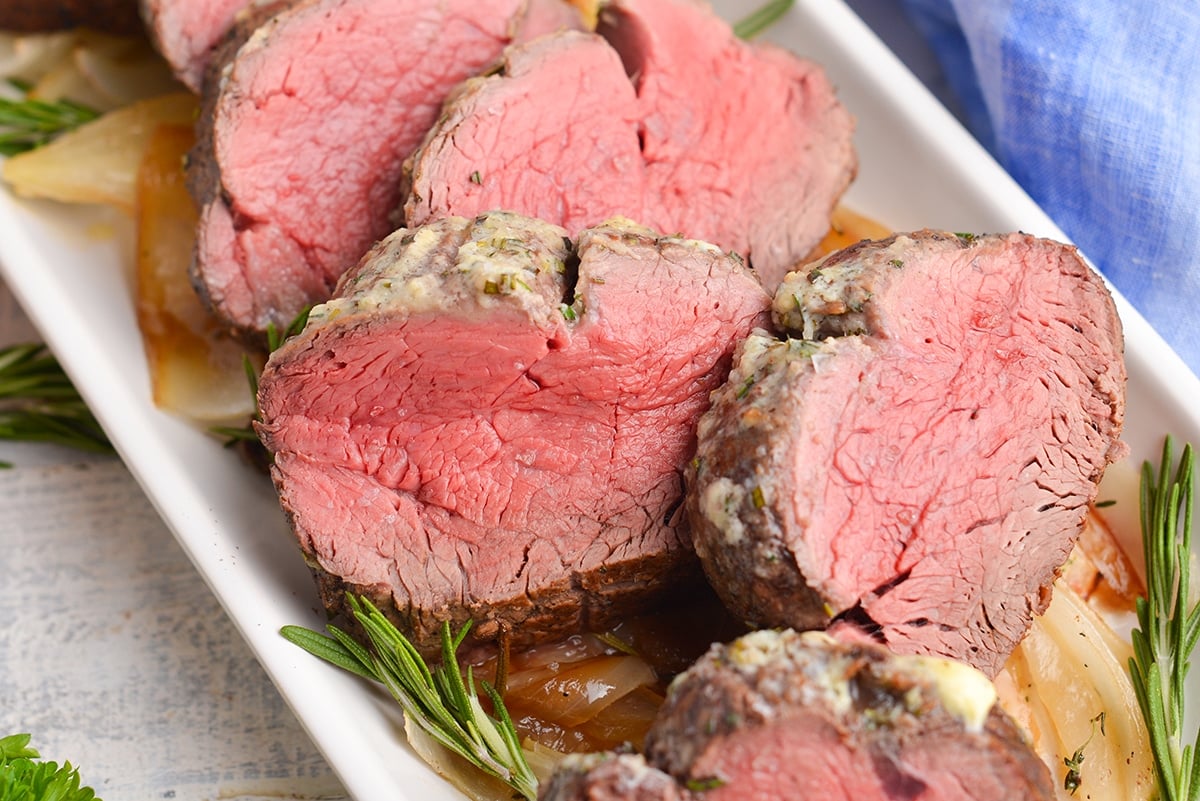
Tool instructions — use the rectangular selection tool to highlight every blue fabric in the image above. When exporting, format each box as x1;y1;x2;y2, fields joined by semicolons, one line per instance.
899;0;1200;375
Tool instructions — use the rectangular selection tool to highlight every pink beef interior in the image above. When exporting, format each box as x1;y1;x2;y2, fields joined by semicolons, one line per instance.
404;32;647;238
196;0;559;333
639;629;1053;800
692;717;871;801
405;0;856;291
601;0;856;287
790;235;1124;668
259;216;769;643
691;717;1038;801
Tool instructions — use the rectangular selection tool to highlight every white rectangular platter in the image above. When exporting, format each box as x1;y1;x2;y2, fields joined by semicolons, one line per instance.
2;1;1198;799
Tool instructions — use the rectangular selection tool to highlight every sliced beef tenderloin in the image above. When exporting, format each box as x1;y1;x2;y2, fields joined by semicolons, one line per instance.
189;0;583;338
637;629;1053;801
139;0;259;92
404;0;855;291
404;31;643;239
256;212;770;654
688;231;1126;677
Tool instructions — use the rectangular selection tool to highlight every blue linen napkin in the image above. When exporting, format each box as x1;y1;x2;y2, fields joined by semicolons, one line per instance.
898;0;1200;376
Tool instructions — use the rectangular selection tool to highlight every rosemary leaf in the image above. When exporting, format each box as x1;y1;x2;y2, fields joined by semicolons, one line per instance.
0;91;99;156
282;594;539;800
208;425;262;443
0;344;113;457
733;0;794;40
279;625;380;681
1130;438;1200;801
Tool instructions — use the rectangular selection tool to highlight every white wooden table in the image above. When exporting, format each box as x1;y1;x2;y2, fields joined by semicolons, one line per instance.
0;284;349;801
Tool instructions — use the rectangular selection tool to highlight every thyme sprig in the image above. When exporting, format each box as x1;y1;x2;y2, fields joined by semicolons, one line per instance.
281;594;538;801
0;80;99;156
1130;438;1200;801
1063;711;1106;795
0;733;100;801
733;0;795;40
0;343;113;463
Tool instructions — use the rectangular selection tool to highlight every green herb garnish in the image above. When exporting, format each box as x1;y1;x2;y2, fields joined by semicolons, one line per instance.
0;733;100;801
282;594;538;801
732;0;794;40
1129;438;1200;801
685;776;727;792
1063;712;1105;795
0;81;99;156
0;343;113;461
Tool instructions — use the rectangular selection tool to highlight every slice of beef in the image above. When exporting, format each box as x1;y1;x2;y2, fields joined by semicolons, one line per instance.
640;629;1053;801
139;0;258;92
404;0;855;292
687;231;1126;676
256;212;770;654
188;0;582;338
403;31;643;238
542;630;1053;801
0;0;141;34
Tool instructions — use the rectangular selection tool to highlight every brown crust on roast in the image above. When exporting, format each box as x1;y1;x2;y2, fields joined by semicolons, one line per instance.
0;0;141;34
309;546;707;658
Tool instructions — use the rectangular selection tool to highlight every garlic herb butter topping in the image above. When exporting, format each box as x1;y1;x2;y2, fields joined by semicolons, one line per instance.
772;234;917;339
894;653;997;733
306;212;573;325
701;478;749;544
716;629;997;732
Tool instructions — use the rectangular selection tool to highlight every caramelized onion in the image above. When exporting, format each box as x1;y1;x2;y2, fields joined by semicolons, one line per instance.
574;685;664;751
134;124;260;426
505;654;656;729
404;712;517;801
70;34;180;109
0;31;76;83
999;580;1154;801
3;92;196;210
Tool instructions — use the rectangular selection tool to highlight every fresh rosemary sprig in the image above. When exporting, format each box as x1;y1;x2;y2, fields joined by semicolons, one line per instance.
281;594;538;801
0;80;99;156
1130;438;1200;801
733;0;795;39
0;343;113;463
0;733;100;801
